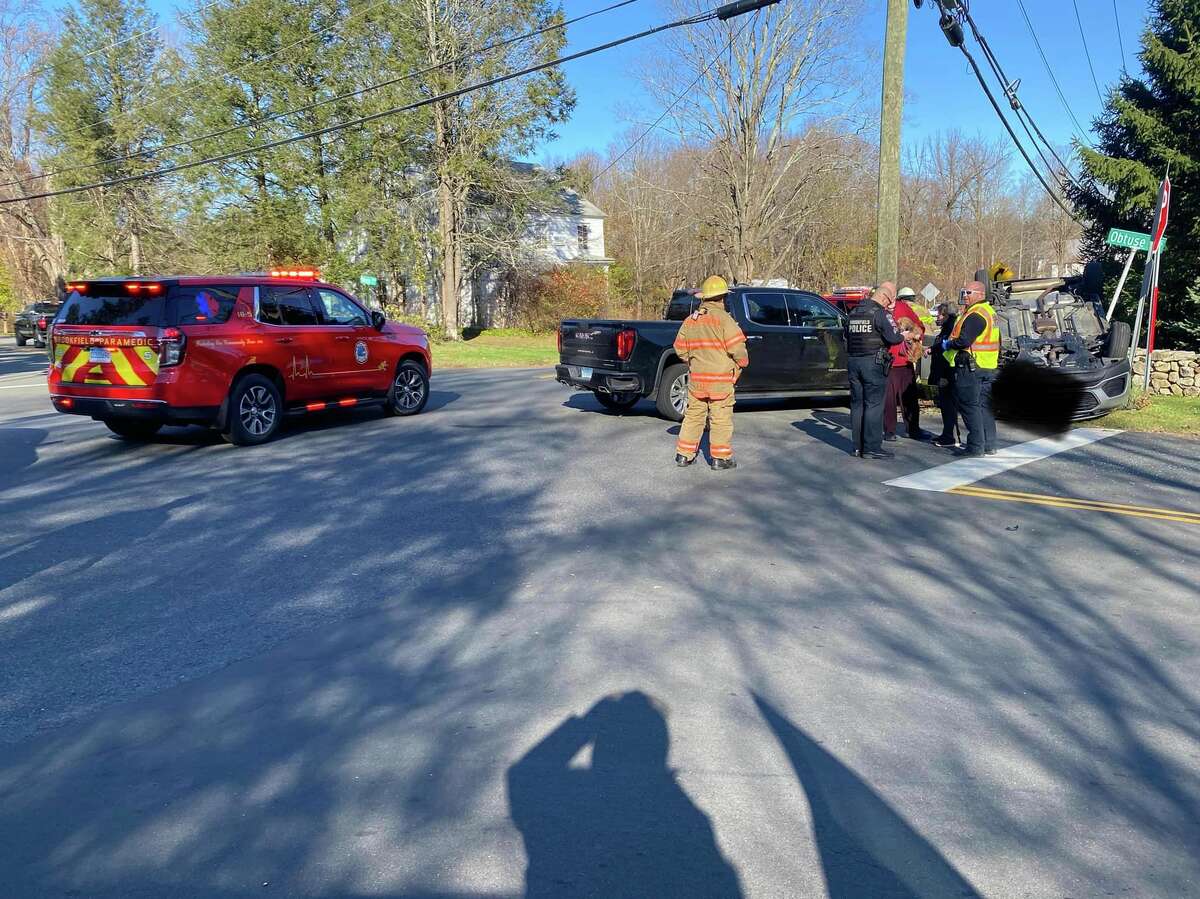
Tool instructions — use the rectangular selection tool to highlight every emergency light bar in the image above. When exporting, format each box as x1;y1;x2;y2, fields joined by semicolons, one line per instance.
269;268;320;280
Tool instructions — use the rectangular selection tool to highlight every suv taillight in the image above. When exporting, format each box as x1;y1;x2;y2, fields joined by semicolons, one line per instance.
557;326;563;355
37;316;47;330
160;327;186;367
616;328;636;361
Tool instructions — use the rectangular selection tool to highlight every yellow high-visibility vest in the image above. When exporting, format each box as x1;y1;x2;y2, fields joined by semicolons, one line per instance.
945;302;999;369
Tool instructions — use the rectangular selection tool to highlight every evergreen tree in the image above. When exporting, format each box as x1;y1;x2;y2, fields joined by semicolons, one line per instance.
40;0;180;275
1072;0;1200;349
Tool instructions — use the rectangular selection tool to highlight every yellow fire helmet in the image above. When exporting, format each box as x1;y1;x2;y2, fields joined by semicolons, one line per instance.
989;262;1015;283
696;275;730;300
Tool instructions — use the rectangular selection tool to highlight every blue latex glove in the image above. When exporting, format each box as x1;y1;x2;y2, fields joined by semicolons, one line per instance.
941;339;952;351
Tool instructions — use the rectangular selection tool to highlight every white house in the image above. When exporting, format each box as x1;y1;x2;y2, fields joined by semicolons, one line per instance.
524;188;613;270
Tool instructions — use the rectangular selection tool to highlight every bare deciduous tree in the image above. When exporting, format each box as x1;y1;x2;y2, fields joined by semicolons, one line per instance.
646;0;865;283
0;0;64;303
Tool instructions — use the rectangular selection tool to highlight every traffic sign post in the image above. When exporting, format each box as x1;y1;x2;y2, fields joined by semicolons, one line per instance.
1105;249;1137;323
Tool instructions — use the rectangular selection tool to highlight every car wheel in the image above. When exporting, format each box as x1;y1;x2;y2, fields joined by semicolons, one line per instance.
104;419;163;441
595;390;640;413
34;338;45;348
1102;320;1132;360
224;374;282;446
15;332;26;347
655;363;689;422
385;360;429;416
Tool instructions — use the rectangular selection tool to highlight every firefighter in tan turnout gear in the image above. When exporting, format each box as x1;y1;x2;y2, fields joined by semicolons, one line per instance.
672;276;749;470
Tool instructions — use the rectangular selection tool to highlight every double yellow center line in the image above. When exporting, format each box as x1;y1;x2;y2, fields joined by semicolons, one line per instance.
948;485;1200;526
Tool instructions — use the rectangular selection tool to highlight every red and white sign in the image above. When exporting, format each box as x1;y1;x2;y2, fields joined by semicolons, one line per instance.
1143;174;1171;361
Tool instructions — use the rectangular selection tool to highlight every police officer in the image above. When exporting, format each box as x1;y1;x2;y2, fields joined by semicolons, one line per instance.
846;282;911;459
942;280;999;456
672;275;749;470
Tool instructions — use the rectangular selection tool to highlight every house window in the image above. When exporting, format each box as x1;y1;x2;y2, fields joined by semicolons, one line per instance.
577;223;590;256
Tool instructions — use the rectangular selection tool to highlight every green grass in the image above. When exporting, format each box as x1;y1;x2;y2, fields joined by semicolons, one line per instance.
1094;394;1200;437
432;330;558;369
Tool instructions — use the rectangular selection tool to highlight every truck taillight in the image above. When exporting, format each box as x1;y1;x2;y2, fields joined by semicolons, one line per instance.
160;326;186;367
37;316;47;330
616;328;636;361
557;326;563;355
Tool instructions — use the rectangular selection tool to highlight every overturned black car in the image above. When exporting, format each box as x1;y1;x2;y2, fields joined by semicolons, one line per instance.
988;263;1132;420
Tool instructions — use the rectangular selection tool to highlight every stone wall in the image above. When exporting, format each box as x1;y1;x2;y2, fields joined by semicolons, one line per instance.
1131;350;1200;397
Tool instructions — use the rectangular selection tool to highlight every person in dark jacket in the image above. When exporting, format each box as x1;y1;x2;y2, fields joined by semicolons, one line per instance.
845;282;913;459
929;301;960;447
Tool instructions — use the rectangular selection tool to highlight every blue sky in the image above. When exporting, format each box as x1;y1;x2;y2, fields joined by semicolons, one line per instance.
141;0;1151;163
539;0;1151;162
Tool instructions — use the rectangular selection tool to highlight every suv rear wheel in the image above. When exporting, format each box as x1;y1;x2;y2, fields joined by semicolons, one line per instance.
385;360;429;416
104;419;162;440
15;331;26;347
224;374;282;446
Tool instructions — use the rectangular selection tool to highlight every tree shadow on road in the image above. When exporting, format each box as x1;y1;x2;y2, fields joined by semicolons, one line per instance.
753;693;980;899
508;691;742;899
791;410;855;454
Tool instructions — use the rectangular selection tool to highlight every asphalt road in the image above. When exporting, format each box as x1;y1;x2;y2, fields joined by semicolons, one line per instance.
1;337;1197;898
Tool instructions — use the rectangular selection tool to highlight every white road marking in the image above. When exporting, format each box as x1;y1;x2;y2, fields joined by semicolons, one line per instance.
884;428;1122;493
0;382;47;390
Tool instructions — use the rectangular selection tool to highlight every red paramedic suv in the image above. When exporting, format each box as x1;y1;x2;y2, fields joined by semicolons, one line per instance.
47;271;432;445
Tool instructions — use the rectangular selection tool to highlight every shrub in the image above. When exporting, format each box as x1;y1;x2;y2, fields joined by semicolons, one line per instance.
512;264;615;331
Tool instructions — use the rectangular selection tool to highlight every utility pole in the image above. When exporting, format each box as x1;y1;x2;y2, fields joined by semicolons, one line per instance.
876;0;908;286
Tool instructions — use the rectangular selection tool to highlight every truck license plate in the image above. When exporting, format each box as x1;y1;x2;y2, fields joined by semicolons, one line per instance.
89;347;112;363
579;367;593;380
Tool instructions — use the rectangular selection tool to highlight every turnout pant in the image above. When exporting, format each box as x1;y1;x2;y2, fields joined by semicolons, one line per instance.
953;363;997;454
884;362;920;436
848;355;888;455
676;391;735;460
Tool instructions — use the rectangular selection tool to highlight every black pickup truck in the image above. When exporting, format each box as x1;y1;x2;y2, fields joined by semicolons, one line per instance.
556;286;849;421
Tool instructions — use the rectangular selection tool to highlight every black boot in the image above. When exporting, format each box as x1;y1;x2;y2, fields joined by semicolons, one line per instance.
711;457;738;471
675;453;694;467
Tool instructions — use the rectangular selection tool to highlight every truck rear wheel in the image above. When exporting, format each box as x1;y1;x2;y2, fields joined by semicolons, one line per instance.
15;331;26;347
595;390;640;413
656;363;689;422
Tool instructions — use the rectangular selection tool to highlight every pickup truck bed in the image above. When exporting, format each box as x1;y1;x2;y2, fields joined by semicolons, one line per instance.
556;287;849;421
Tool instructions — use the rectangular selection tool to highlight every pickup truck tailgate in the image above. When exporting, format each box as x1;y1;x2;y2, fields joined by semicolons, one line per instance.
559;320;628;366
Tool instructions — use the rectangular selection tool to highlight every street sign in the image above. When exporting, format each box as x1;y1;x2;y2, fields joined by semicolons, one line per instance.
359;274;378;287
920;282;940;304
1106;227;1167;254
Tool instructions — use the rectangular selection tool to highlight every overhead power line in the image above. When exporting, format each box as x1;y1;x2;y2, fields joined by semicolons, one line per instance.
961;44;1078;220
1112;0;1128;75
2;0;779;206
959;7;1085;194
1072;0;1106;104
927;3;1079;221
2;0;643;192
595;14;754;182
1014;0;1095;148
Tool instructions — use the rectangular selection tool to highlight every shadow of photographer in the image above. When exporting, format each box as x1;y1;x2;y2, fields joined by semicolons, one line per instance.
507;691;742;898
